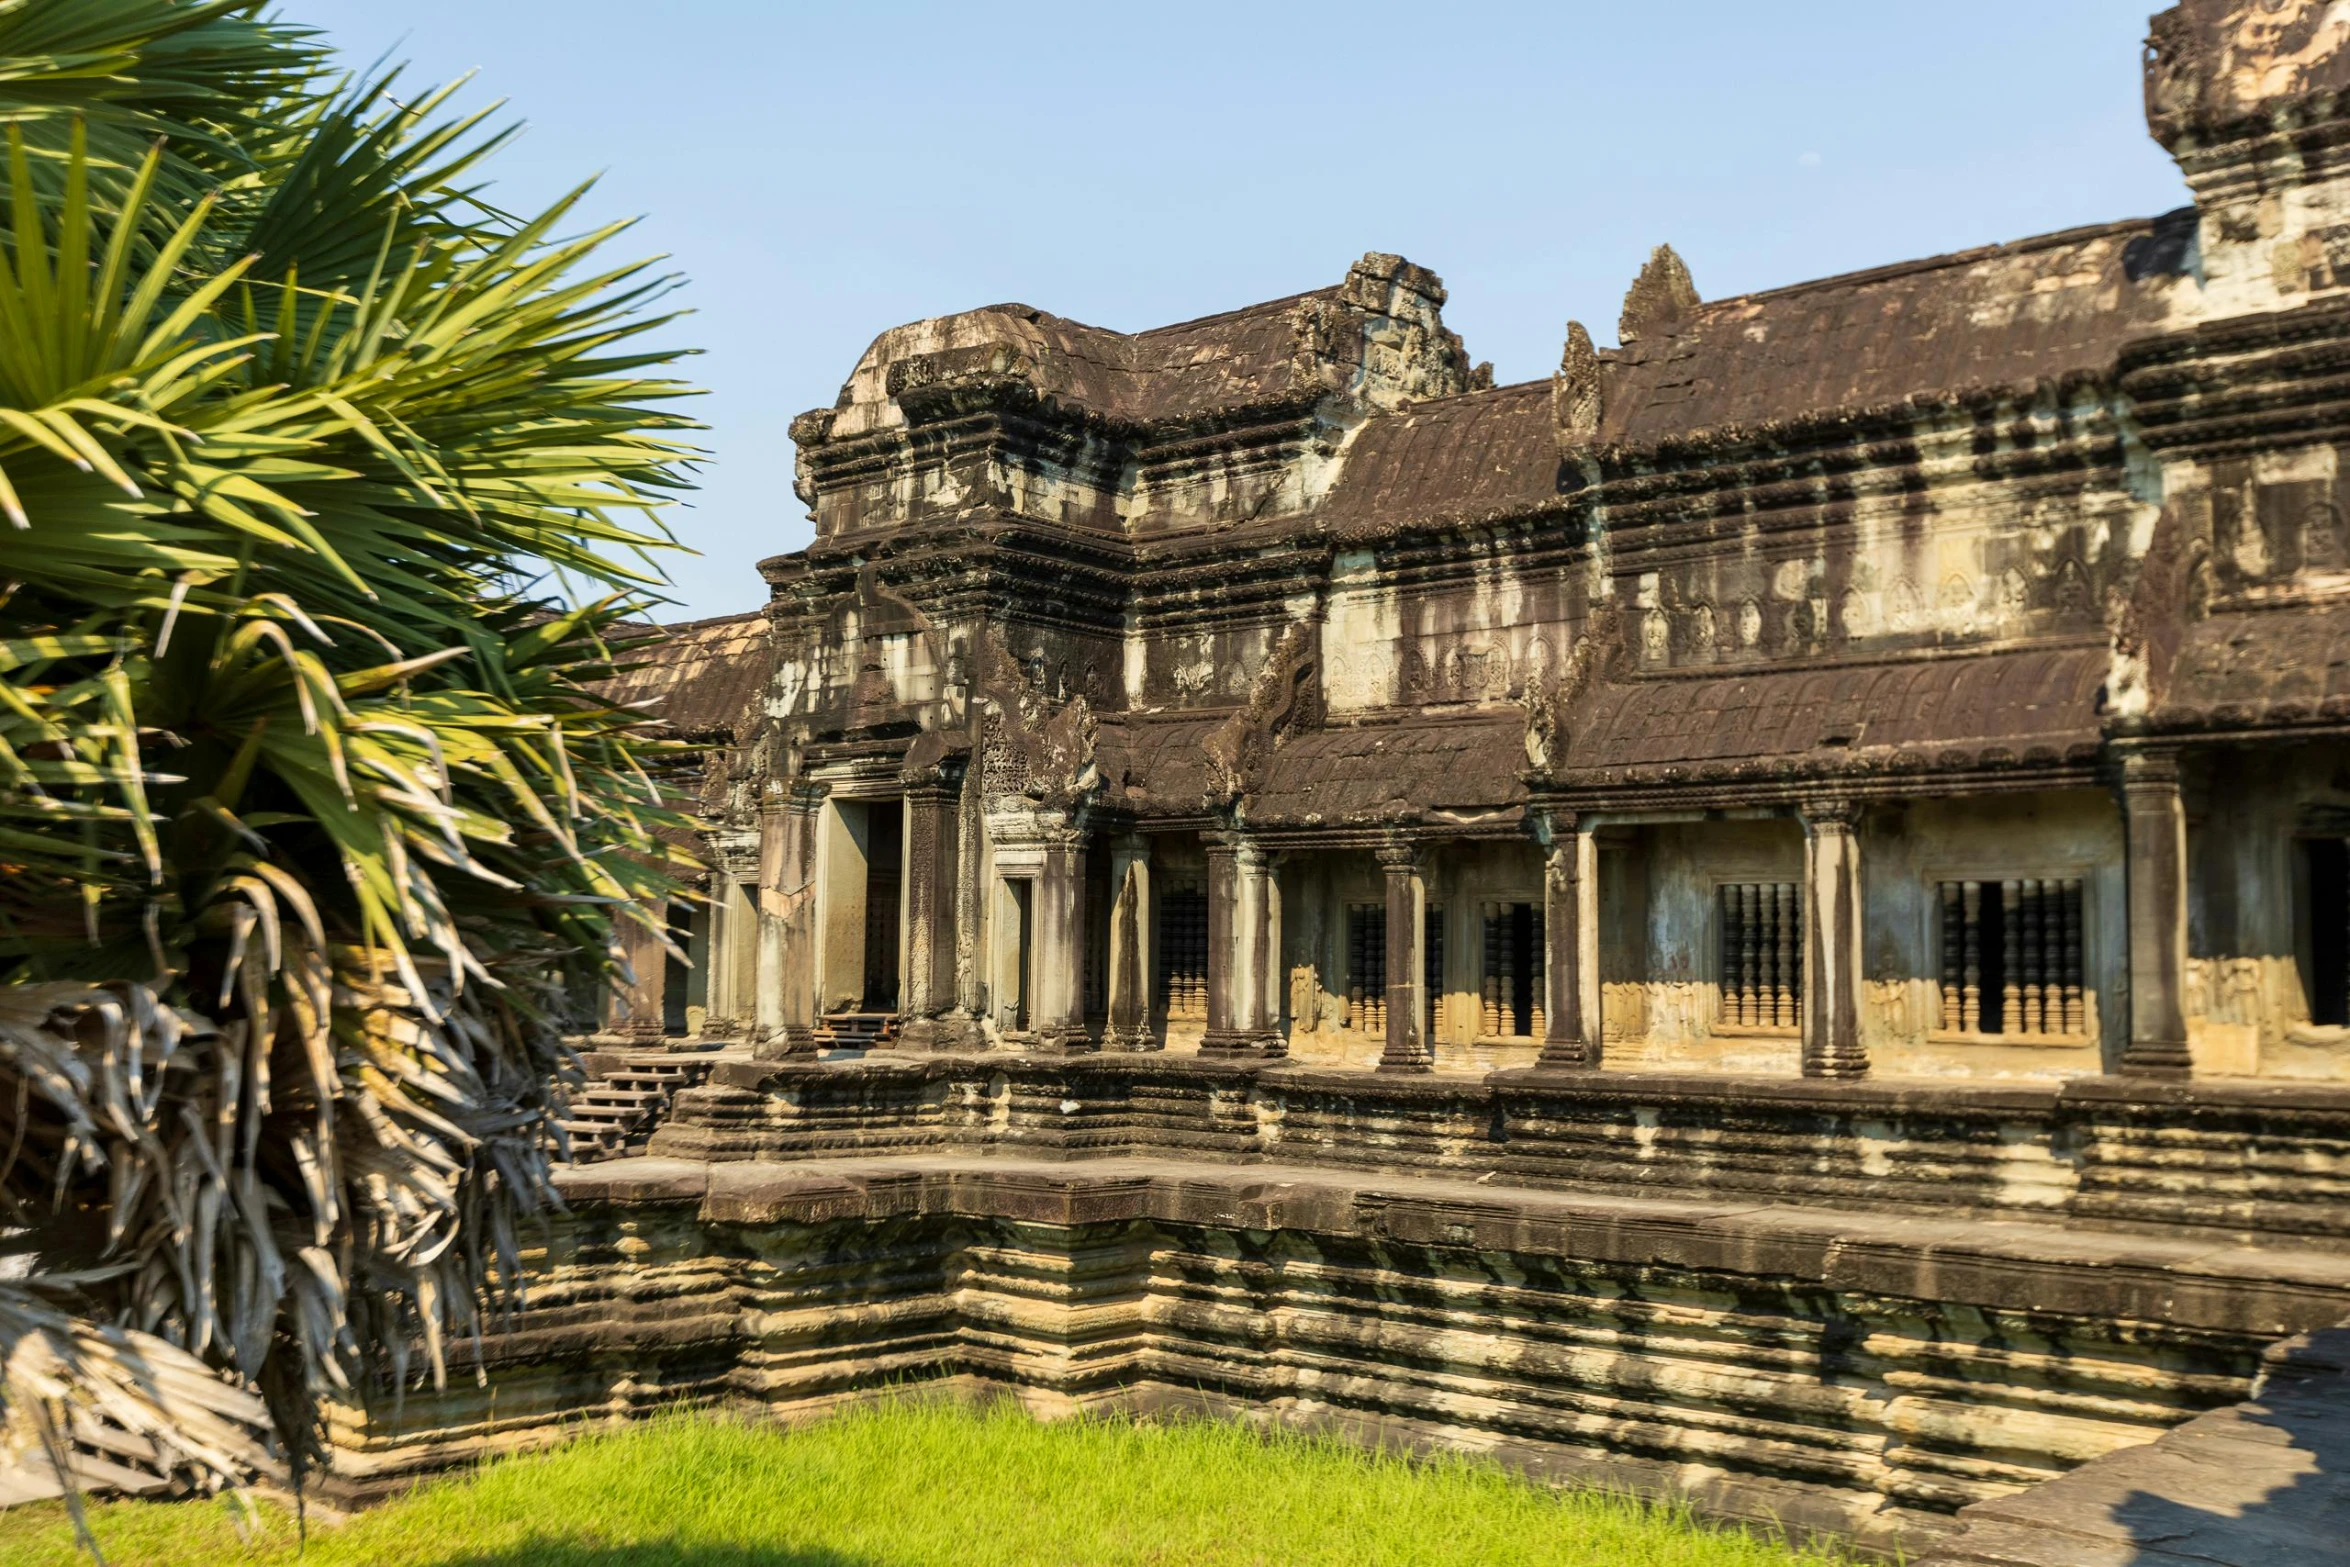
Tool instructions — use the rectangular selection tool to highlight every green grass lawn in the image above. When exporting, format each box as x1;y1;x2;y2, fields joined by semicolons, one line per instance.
0;1401;1860;1567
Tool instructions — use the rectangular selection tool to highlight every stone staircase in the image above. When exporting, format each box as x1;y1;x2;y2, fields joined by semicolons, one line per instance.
559;1048;727;1163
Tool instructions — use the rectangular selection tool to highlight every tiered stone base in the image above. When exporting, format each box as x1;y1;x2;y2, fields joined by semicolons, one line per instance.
330;1151;2350;1555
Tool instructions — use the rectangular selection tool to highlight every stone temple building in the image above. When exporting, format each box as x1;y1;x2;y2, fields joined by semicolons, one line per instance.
476;7;2350;1563
617;5;2350;1092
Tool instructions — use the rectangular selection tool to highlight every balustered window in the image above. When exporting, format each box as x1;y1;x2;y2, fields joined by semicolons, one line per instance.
1346;904;1388;1033
1936;878;2086;1036
1425;907;1446;1038
1479;902;1545;1038
1718;882;1800;1030
1155;883;1209;1022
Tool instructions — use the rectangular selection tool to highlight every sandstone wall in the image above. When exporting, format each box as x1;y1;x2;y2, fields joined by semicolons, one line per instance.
337;1157;2350;1553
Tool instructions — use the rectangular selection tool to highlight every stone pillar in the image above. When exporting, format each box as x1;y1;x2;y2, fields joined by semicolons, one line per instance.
1202;834;1285;1057
701;880;745;1040
724;878;758;1036
897;774;966;1051
1030;825;1094;1053
605;900;670;1041
1377;842;1431;1073
754;786;822;1061
1800;800;1868;1079
1104;835;1158;1051
2121;752;2194;1078
701;888;732;1037
1536;812;1601;1069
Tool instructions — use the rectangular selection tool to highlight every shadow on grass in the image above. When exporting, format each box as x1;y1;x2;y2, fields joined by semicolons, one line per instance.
425;1544;878;1567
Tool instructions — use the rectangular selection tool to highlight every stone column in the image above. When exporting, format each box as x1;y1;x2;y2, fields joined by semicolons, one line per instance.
2121;752;2195;1078
1104;835;1158;1051
1030;824;1094;1053
897;774;965;1051
1203;833;1285;1057
754;786;823;1061
701;888;732;1036
1377;841;1431;1073
605;899;670;1041
1536;812;1601;1069
725;878;759;1036
1800;800;1868;1079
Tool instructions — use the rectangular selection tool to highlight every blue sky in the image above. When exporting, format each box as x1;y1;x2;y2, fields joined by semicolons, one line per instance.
293;1;2195;621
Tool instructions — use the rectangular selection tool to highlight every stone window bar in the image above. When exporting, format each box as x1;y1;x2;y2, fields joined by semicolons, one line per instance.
1719;882;1800;1031
1938;878;2085;1037
1480;902;1545;1039
1425;907;1446;1038
1156;883;1209;1022
1347;903;1388;1034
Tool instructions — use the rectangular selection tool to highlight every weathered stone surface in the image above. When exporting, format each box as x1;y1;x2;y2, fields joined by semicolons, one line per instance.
643;1056;2350;1242
1919;1326;2350;1566
505;10;2350;1561
328;1153;2350;1552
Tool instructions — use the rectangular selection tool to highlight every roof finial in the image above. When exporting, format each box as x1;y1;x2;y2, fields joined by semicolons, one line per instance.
1619;244;1699;346
1553;321;1602;443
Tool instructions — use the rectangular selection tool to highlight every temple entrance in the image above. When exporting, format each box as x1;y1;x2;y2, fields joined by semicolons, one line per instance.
860;798;902;1011
1009;878;1033;1032
814;796;907;1048
662;900;694;1036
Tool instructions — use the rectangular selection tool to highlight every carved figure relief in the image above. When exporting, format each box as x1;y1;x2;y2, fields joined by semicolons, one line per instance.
2052;556;2093;619
1204;619;1322;805
2306;501;2348;570
1839;588;1874;639
975;625;1101;811
1642;609;1671;664
1689;603;1717;657
1887;577;1922;631
2231;495;2271;578
1737;599;1763;648
1401;645;1435;698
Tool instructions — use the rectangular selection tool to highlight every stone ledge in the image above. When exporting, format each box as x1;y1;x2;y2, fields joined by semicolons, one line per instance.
1918;1324;2350;1567
658;1057;2350;1244
554;1154;2350;1336
704;1056;2350;1117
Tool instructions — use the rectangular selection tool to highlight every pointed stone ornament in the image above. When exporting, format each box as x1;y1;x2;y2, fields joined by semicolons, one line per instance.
1618;244;1699;346
1553;320;1602;443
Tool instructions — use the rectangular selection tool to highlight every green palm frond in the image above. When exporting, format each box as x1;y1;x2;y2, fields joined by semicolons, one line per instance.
0;0;706;1509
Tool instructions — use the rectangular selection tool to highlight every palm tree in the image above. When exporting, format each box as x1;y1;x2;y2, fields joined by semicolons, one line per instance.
0;0;700;1531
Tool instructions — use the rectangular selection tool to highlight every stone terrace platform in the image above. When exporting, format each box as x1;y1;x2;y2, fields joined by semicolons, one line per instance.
338;1116;2350;1559
1920;1324;2350;1567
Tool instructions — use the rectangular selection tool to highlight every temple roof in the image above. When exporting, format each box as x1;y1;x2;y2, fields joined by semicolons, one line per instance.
1595;214;2197;448
815;252;1471;443
2152;601;2350;735
1094;711;1528;828
1553;645;2111;788
1312;213;2198;538
599;611;770;743
1242;717;1529;827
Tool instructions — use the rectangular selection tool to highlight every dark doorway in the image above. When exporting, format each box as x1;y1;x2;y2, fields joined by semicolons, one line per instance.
862;799;903;1012
662;900;692;1036
2309;839;2349;1026
1008;878;1033;1032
